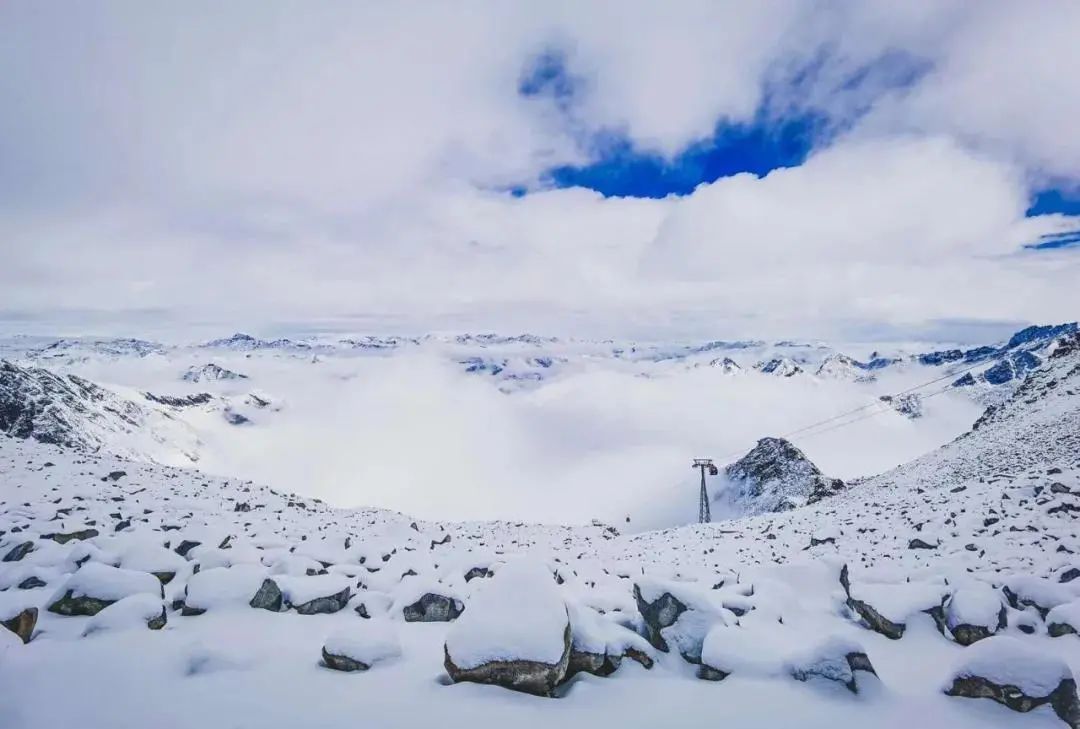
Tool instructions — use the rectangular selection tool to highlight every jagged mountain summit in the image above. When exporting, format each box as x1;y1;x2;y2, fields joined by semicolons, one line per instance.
718;436;845;515
754;357;803;377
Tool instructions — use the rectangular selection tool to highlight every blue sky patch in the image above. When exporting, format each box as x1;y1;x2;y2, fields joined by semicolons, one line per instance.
544;114;823;198
1027;188;1080;217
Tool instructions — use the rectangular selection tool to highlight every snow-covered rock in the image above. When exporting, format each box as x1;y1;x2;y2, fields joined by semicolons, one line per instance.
180;565;268;615
844;576;949;640
47;563;162;617
633;578;731;662
82;594;167;635
321;621;402;672
276;574;353;614
1047;600;1080;638
444;559;571;696
700;624;877;694
942;636;1080;726
945;583;1006;645
565;601;653;679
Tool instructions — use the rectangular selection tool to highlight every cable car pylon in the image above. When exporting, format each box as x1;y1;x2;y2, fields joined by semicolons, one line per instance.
692;458;718;523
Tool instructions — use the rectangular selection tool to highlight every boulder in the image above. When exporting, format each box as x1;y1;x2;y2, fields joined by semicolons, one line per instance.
249;578;284;612
1;607;37;644
943;636;1080;728
444;559;571;697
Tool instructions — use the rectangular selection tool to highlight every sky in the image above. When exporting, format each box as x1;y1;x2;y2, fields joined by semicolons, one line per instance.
1;1;1078;341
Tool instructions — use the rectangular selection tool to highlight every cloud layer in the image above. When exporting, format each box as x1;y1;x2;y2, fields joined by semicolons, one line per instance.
0;1;1077;338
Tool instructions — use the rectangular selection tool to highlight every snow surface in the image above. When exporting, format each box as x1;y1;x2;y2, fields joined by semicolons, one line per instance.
946;583;1004;630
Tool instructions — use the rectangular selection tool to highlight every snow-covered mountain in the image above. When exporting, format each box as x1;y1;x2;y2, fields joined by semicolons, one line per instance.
1;329;1078;729
0;360;201;464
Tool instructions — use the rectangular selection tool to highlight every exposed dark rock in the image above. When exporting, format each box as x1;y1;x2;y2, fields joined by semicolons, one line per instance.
464;567;491;582
48;591;116;617
1;607;37;643
151;571;176;585
174;540;201;557
42;529;99;544
945;675;1080;728
147;607;167;630
293;587;352;615
17;576;46;590
2;541;34;562
908;538;938;550
444;623;571;697
846;595;906;640
633;584;688;652
403;593;463;622
322;646;371;672
1049;622;1077;638
249;579;284;612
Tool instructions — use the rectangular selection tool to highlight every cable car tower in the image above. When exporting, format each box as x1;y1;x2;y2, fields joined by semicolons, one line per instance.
692;458;718;523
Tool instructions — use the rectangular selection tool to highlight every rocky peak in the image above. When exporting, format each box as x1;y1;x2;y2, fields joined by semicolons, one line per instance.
754;357;803;377
720;437;845;514
182;363;248;383
815;354;875;382
708;357;742;374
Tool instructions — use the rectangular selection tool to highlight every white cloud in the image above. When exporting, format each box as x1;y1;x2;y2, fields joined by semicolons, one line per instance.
0;1;1077;338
